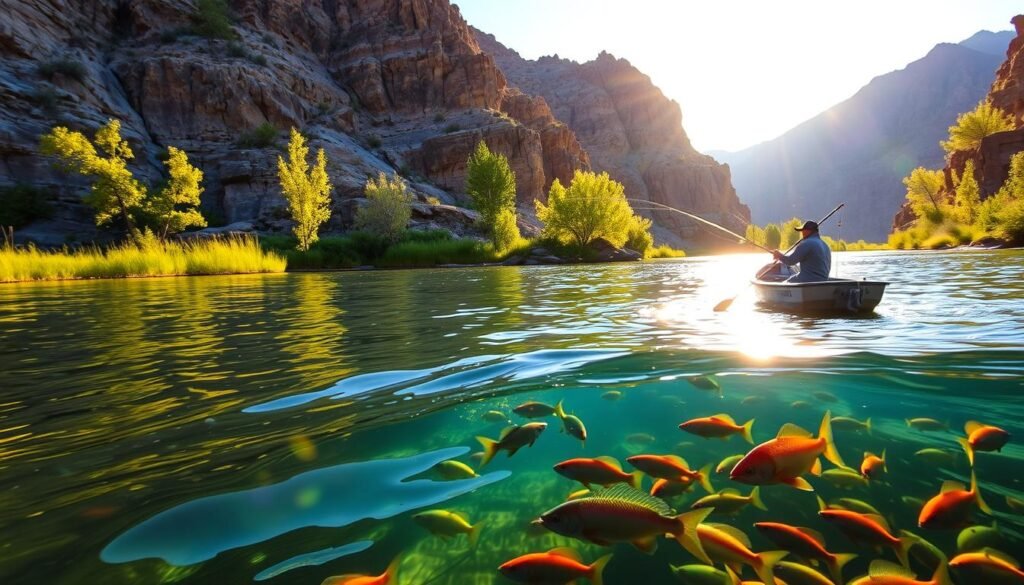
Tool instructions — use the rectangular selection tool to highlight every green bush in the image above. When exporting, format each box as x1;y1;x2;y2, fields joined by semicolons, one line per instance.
647;245;685;258
536;171;634;248
249;53;268;67
238;123;278;148
29;87;60;115
366;135;382;148
941;101;1015;154
625;215;653;255
444;123;461;134
492;208;521;252
433;113;445;123
0;184;53;228
226;41;247;58
355;173;412;242
37;58;86;82
378;239;494;268
193;0;235;40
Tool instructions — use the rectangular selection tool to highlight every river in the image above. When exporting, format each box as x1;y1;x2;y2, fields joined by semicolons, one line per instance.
1;250;1022;584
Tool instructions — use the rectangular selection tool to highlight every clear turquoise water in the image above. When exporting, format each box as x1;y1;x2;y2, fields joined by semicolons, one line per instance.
0;250;1022;584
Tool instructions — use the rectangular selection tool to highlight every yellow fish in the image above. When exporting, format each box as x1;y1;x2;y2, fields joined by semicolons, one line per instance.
848;559;951;585
412;509;483;547
432;460;478;480
476;422;547;465
691;487;767;516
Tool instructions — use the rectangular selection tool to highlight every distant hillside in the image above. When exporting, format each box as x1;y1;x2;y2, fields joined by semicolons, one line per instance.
717;31;1012;241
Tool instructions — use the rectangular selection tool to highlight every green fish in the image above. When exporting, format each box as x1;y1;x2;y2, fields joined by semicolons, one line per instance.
915;448;958;466
602;390;623;401
431;460;478;481
715;454;745;475
774;561;835;585
832;416;871;434
821;467;868;489
669;564;735;585
476;422;547;465
958;522;1004;553
687;375;722;396
906;417;948;431
513;401;557;418
413;510;482;547
555;400;587;446
691;487;767;515
833;497;884;517
482;410;509;423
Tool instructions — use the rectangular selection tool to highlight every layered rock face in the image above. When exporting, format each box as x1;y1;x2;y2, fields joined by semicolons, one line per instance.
476;31;749;246
0;0;737;248
892;15;1024;232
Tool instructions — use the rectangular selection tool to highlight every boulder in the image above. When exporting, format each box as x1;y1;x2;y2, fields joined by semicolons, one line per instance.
587;237;642;262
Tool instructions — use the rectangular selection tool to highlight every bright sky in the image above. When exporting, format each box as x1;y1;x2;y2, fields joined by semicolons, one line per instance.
454;0;1019;152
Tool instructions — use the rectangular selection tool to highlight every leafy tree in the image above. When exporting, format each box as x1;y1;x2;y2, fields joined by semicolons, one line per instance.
954;160;980;224
194;0;235;40
491;207;521;252
986;151;1024;241
763;223;782;249
355;172;411;243
278;128;333;251
535;171;634;248
902;167;945;221
779;218;803;249
941;101;1015;154
465;141;516;229
144;147;207;238
625;214;653;255
40;119;147;243
745;224;765;248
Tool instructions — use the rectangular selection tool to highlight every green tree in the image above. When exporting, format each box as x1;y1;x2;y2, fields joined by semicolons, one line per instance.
278;128;333;251
954;160;980;224
763;223;781;249
987;151;1024;241
902;167;945;220
779;218;802;249
491;207;521;252
465;141;516;229
144;147;206;238
194;0;236;40
745;224;766;248
355;172;411;242
535;170;634;248
625;214;654;255
40;119;147;243
941;101;1015;154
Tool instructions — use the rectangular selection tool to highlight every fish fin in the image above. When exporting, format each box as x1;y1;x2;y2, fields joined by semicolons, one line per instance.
507;446;521;458
499;425;517;440
820;411;845;468
588;554;612;585
630;471;643;490
971;470;992;514
555;400;566;420
631;536;658;555
865;417;872;436
958;437;976;467
595;455;621;470
796;526;827;546
667;454;690;468
981;548;1020;568
881;448;887;473
869;559;913;578
475;436;498;466
727;563;744;579
596;484;673;515
710;523;753;548
933;563;953;585
828;553;857;585
723;566;743;585
675;508;713;564
468;521;483;548
866;513;891;532
777;423;812;438
895;530;917;569
964;420;986;435
783;476;814;492
754;551;788;585
941;480;966;494
548;547;582;561
742;419;755;445
816;495;829;511
810;458;823;476
749;486;767;511
714;413;736;424
721;488;740;495
698;464;714;494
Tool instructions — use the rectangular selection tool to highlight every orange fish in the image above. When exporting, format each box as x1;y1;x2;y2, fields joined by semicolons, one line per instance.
554;457;642;490
957;421;1011;466
949;548;1024;583
627;455;714;493
754;521;857;585
680;414;755;444
918;470;991;530
538;484;712;560
730;412;843;491
476;422;547;465
818;498;915;568
321;556;399;585
650;478;696;499
498;548;611;585
848;559;951;585
860;450;887;480
696;523;788;585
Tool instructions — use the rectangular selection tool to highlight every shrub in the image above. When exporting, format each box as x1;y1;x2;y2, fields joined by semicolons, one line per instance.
425;196;441;205
625;214;653;255
249;53;268;67
492;207;521;252
433;112;445;123
355;172;412;242
237;123;278;148
745;224;765;248
444;123;461;134
536;171;634;248
29;86;60;115
193;0;235;40
465;140;516;230
37;58;86;82
763;223;782;249
226;41;247;58
647;245;686;258
0;184;53;228
366;135;382;149
902;167;944;220
377;239;492;268
941;101;1015;154
278;128;333;251
953;160;980;224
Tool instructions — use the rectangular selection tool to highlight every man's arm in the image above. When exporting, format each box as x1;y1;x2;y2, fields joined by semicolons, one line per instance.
771;240;808;266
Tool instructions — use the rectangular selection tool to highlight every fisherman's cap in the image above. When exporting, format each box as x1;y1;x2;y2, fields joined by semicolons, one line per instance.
795;220;818;231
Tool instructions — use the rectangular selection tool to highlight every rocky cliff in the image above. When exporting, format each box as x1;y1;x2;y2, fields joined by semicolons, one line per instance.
475;30;749;246
0;0;743;249
892;15;1024;231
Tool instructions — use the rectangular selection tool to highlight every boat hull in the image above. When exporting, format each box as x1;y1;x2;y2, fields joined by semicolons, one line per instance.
752;278;889;314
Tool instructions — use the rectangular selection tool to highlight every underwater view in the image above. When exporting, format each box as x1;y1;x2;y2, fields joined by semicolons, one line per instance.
1;250;1023;584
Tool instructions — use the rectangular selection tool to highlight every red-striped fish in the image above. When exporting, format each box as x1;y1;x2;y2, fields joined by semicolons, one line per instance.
498;548;611;585
755;522;856;585
321;556;400;585
627;454;714;493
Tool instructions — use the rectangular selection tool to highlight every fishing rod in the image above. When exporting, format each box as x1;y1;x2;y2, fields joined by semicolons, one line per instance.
626;199;774;253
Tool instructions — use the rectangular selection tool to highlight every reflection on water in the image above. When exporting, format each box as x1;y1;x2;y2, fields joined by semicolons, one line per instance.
0;251;1022;583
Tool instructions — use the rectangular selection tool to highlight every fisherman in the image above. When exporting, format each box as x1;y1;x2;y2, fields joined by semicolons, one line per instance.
770;220;831;283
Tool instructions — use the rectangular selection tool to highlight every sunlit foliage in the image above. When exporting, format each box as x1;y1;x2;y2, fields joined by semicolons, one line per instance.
953;160;980;224
536;171;635;248
355;172;412;243
278;128;333;251
491;207;522;253
465;141;517;245
902;167;944;222
144;147;207;238
941;101;1015;154
626;214;654;255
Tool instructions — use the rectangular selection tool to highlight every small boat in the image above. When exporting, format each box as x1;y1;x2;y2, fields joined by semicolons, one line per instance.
752;265;889;314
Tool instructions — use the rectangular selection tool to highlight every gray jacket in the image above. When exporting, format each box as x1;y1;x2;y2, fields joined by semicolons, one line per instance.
777;233;831;282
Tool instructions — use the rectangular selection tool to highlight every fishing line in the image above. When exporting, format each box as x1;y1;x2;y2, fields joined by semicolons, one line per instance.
625;199;770;252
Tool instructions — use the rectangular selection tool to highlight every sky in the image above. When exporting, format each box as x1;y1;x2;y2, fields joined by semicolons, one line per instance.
454;0;1019;152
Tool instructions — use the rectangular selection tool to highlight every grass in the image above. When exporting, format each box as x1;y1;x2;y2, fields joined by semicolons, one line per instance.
647;245;686;258
0;237;285;283
237;123;278;148
37;58;86;82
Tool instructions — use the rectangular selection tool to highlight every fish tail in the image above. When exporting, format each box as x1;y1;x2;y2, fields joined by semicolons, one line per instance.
588;554;612;585
698;464;714;494
816;495;829;511
895;530;917;569
724;566;742;585
865;417;872;436
932;562;953;585
383;555;401;582
629;471;643;490
749;486;768;511
819;410;845;468
881;448;887;473
957;437;975;467
753;550;788;585
475;436;499;466
674;508;713;564
554;399;566;420
827;553;857;585
741;419;755;444
468;521;483;548
971;469;992;514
